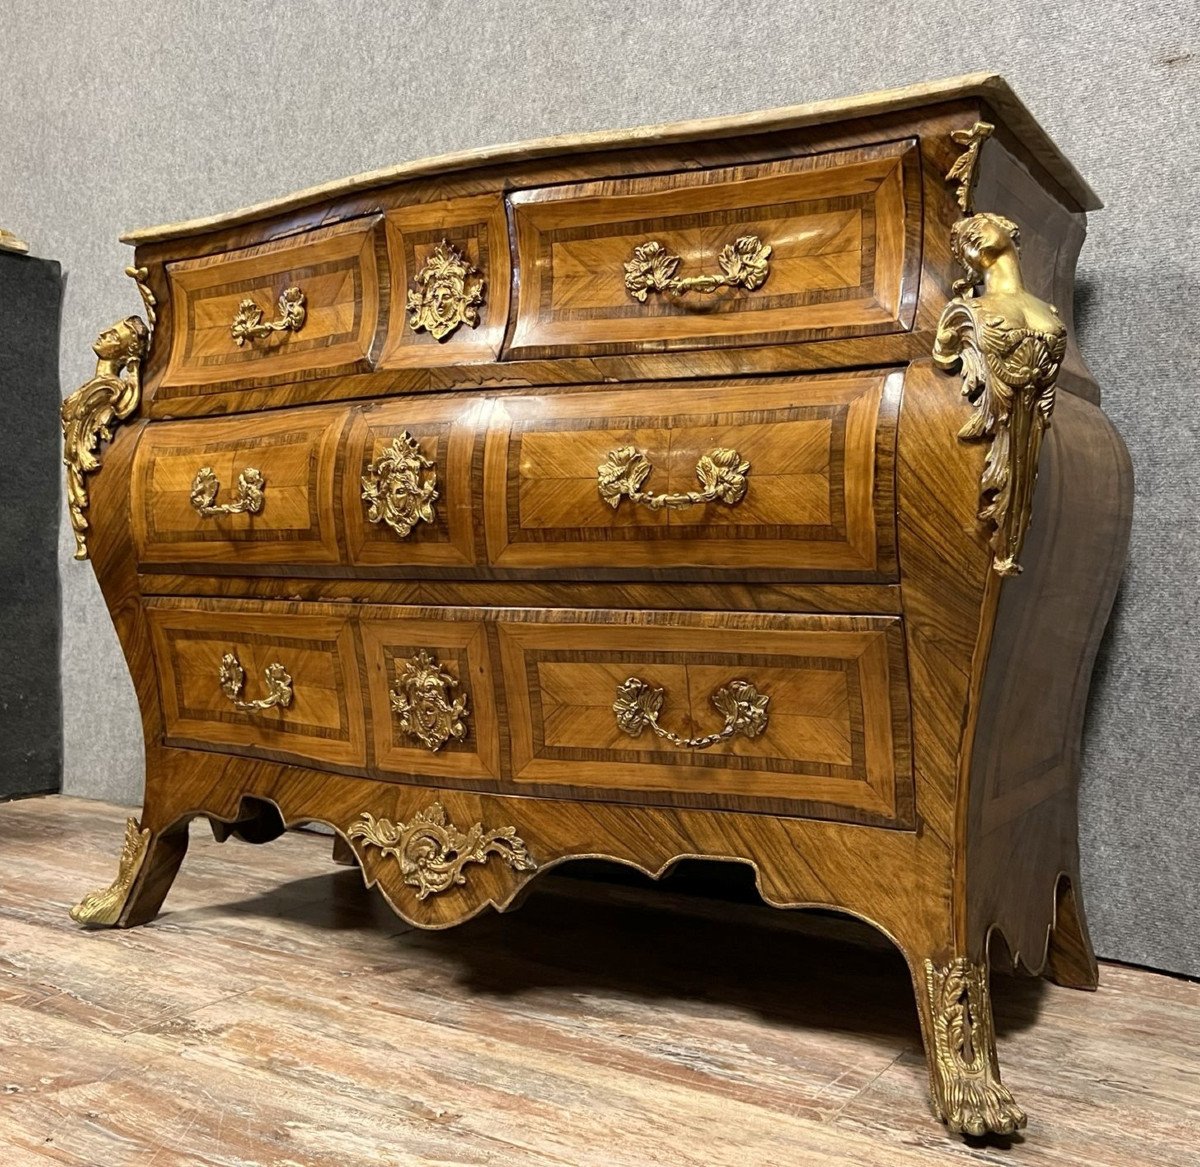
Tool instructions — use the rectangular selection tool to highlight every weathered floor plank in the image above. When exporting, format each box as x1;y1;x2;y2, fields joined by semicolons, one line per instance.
1;795;1197;1166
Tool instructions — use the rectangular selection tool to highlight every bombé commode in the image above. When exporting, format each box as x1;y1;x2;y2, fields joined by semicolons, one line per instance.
61;74;1131;1137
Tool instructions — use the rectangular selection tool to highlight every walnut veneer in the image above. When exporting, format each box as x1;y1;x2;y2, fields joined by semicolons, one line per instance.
62;74;1131;1139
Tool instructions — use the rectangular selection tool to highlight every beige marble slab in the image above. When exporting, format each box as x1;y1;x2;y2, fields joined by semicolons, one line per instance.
119;73;1100;245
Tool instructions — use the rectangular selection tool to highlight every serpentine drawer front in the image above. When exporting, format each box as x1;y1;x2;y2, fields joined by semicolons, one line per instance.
131;404;344;567
376;194;511;369
134;371;897;578
144;599;912;826
493;608;913;824
145;602;367;770
342;395;483;569
507;139;922;359
160;217;385;395
68;77;1132;1139
485;372;899;577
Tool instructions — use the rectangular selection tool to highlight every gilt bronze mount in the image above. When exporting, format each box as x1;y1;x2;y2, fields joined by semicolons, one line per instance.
407;240;484;341
934;123;1066;575
347;803;536;900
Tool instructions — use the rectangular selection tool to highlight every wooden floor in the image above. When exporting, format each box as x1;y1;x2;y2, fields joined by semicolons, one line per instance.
1;797;1198;1166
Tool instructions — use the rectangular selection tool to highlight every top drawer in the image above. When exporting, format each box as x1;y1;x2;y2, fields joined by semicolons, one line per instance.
507;139;921;360
160;217;384;394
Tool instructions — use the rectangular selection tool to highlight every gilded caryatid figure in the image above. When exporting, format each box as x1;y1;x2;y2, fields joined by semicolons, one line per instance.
934;209;1067;576
61;315;150;560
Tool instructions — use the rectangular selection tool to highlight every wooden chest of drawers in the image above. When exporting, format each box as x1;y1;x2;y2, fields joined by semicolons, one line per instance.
62;74;1131;1139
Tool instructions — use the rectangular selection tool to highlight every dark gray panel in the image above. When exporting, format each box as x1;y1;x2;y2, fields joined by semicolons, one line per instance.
0;252;64;799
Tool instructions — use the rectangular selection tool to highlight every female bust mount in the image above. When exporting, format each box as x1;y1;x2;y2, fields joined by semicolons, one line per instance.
934;212;1067;576
61;314;150;560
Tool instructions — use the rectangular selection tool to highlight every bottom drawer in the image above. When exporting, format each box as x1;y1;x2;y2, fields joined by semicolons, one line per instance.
146;604;368;770
145;600;913;826
494;610;912;823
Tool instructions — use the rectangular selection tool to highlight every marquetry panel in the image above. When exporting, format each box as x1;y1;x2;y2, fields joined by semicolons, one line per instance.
359;615;501;780
483;373;899;577
145;602;367;769
341;396;485;568
506;140;921;359
160;217;385;394
378;194;511;368
497;610;913;824
132;405;344;568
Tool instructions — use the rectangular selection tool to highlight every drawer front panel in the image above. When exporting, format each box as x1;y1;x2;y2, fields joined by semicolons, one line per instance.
161;217;384;394
497;610;913;824
146;603;367;769
378;194;511;368
484;373;898;577
507;140;920;359
360;615;501;780
132;405;344;567
342;396;483;568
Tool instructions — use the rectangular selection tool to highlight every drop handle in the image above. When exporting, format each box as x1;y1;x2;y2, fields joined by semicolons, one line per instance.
230;286;306;345
613;677;769;750
624;235;771;301
218;651;293;713
597;446;749;511
190;466;265;517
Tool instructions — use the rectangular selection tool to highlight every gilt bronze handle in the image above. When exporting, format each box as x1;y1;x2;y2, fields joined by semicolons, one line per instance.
623;235;771;302
598;446;749;511
230;286;306;345
190;466;266;517
613;677;769;751
219;651;293;712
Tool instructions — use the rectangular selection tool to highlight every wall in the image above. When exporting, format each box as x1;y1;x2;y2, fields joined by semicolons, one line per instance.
2;0;1196;975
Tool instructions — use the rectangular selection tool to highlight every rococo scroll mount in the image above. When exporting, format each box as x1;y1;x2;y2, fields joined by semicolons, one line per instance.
347;803;536;900
69;817;151;926
61;315;151;560
924;958;1026;1136
390;650;468;752
934;122;1066;576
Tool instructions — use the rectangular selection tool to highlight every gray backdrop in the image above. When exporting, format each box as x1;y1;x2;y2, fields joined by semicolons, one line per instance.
2;1;1197;976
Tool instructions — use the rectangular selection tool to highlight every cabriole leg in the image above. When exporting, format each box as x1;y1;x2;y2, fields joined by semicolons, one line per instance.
1044;875;1099;990
331;833;358;867
69;817;189;929
913;955;1027;1137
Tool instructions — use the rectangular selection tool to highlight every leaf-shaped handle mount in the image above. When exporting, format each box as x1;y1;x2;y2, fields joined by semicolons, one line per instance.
597;446;749;511
624;235;771;302
218;651;293;712
613;677;769;751
230;286;306;346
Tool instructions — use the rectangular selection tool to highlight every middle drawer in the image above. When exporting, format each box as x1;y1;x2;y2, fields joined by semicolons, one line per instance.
133;371;900;580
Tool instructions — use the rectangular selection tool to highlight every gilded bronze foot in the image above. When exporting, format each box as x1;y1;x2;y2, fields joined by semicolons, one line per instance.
70;817;151;926
922;957;1027;1137
69;816;188;928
